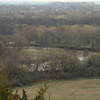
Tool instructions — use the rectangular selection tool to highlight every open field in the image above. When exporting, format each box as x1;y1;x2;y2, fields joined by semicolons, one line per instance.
16;78;100;100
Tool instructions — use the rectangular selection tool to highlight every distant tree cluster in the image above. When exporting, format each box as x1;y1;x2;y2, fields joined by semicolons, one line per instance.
11;25;100;48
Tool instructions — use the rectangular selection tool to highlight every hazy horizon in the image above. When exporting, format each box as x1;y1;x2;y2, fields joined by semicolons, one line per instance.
0;0;99;3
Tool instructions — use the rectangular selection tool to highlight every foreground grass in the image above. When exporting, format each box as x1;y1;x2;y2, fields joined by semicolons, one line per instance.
15;78;100;100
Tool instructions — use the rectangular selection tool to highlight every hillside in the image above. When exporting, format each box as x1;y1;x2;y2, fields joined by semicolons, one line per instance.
16;78;100;100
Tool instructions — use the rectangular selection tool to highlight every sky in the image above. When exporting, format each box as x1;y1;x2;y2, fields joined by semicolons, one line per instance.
0;0;99;3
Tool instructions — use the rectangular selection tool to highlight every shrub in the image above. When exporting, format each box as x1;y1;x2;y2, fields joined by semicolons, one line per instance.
85;53;100;76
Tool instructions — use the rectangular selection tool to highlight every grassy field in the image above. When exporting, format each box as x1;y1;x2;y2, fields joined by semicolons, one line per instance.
15;78;100;100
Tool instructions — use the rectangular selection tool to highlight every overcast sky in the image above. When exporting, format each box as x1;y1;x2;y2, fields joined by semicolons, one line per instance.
0;0;99;3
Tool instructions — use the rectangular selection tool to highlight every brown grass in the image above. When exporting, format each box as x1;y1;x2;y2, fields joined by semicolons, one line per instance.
15;78;100;100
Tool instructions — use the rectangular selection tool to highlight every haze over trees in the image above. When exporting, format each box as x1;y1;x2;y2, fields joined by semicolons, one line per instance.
1;3;100;100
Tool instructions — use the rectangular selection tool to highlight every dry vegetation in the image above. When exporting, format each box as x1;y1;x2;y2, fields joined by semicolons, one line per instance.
1;2;100;100
16;78;100;100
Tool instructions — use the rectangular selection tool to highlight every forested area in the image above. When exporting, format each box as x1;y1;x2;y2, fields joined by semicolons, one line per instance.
0;3;100;46
1;2;100;99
